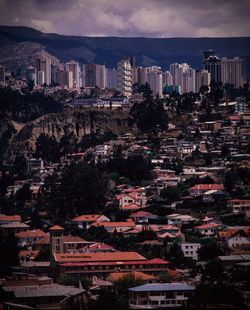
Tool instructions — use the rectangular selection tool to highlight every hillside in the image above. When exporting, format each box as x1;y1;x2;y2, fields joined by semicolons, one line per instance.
0;25;250;77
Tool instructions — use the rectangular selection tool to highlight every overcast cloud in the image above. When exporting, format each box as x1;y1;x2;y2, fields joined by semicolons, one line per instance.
0;0;249;37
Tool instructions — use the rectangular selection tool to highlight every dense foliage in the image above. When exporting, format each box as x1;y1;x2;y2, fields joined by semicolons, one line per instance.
0;88;63;122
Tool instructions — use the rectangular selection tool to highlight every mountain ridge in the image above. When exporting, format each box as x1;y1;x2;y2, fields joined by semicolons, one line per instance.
0;25;250;77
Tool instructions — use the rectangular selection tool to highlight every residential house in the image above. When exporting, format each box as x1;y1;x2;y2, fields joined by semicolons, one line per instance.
219;227;250;248
91;220;136;233
189;184;224;197
227;199;250;214
116;187;147;211
130;211;158;224
194;222;223;237
16;229;49;247
72;214;110;229
181;243;200;260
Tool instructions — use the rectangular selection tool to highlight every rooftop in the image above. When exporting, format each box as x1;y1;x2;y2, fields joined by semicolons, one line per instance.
129;282;194;292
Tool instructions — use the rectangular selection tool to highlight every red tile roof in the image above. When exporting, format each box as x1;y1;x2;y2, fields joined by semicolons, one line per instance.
72;214;103;222
91;221;136;228
190;184;224;191
54;251;146;263
16;229;48;238
59;258;169;267
195;223;222;230
108;271;156;282
49;225;64;231
0;215;21;222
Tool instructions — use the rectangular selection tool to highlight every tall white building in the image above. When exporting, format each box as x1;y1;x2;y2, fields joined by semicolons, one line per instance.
221;57;244;88
65;60;81;88
117;58;132;97
36;57;51;86
147;70;163;97
163;70;173;85
37;71;45;86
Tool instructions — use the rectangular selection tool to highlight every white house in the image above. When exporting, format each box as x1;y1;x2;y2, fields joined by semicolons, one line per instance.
181;242;200;260
129;283;194;309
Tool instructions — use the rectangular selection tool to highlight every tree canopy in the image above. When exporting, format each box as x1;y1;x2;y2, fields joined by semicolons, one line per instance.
130;83;168;134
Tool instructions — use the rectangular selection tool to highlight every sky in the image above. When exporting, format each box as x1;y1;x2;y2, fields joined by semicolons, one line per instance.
0;0;249;37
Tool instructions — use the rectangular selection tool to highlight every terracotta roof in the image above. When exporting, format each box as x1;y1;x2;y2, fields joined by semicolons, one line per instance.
131;211;154;218
91;221;136;228
190;184;224;191
54;251;146;263
121;204;142;211
49;225;64;231
16;229;48;238
195;223;222;230
0;215;21;222
72;214;103;222
89;242;116;251
219;228;250;238
19;250;39;259
108;271;156;282
60;257;169;267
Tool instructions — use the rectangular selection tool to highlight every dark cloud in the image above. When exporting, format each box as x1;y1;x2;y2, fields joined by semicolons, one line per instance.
0;0;249;37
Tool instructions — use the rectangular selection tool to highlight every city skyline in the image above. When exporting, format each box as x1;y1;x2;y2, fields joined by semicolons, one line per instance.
0;0;250;38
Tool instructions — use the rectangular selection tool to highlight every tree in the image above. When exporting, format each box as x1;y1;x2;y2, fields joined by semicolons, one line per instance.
0;231;19;277
35;133;60;163
55;162;106;217
114;273;144;296
130;83;168;134
165;241;185;267
198;240;226;261
161;186;180;201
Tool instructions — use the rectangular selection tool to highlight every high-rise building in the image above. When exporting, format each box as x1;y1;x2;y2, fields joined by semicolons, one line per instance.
147;69;163;97
117;58;132;97
37;71;45;86
26;66;37;85
163;70;173;85
203;51;221;83
106;68;117;89
84;63;106;89
66;71;74;89
196;69;211;92
36;57;51;86
221;57;244;88
137;67;149;85
65;60;81;88
0;65;6;83
182;68;196;94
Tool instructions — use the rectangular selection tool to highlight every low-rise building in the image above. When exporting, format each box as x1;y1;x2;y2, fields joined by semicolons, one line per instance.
128;282;194;309
180;243;200;260
72;214;110;229
227;199;250;213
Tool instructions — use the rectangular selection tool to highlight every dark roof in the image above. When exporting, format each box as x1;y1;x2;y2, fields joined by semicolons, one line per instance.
129;283;194;292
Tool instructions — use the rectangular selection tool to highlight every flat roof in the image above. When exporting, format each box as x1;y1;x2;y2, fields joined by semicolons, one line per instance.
129;283;194;292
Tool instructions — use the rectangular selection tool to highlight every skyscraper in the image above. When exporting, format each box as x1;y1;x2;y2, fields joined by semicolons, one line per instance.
65;60;81;88
117;58;132;97
106;68;117;89
36;57;51;86
203;51;221;83
84;63;106;89
195;69;211;92
221;57;244;88
26;66;37;85
147;67;163;97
